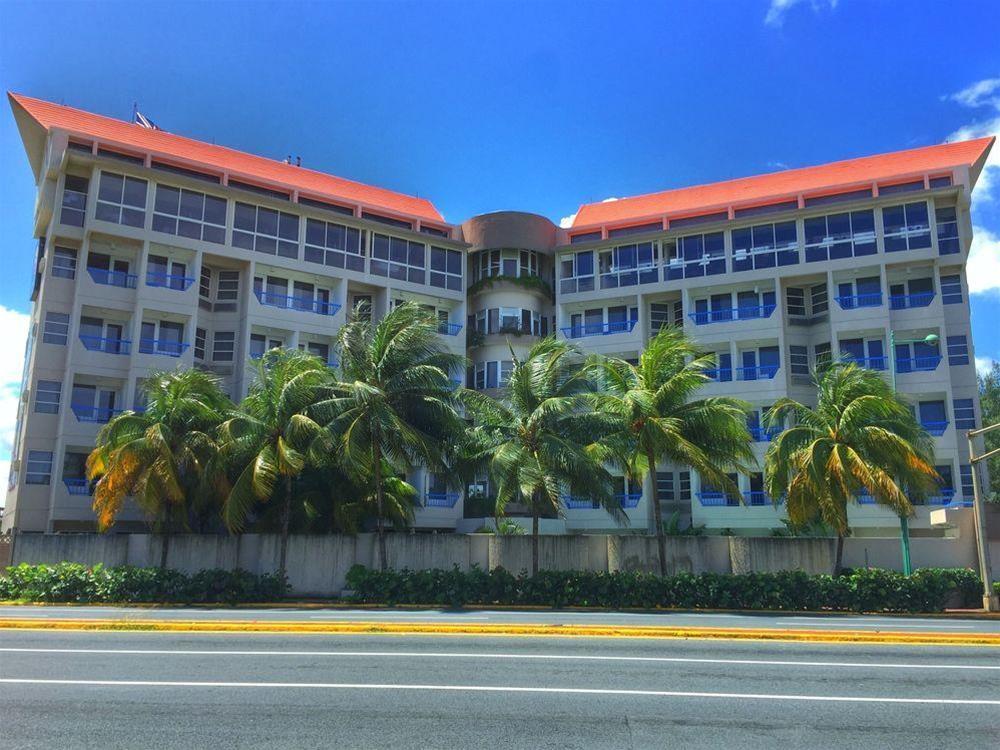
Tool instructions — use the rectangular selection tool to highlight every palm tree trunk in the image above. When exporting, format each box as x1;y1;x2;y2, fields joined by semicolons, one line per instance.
646;447;667;576
278;475;292;581
531;509;539;576
834;534;845;577
373;441;387;571
159;507;170;570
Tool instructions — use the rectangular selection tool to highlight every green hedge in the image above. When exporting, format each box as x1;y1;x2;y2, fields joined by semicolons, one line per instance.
0;563;288;605
345;565;990;613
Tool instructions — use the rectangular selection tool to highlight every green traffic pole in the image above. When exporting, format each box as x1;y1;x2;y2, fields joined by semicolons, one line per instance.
888;330;911;575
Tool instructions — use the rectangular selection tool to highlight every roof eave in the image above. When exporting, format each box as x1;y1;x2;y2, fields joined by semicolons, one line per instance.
8;92;48;182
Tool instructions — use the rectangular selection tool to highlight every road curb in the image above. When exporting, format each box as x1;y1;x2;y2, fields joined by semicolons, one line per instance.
1;618;998;646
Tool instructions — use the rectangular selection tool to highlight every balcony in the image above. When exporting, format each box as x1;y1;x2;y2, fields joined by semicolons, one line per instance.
896;356;942;373
835;293;883;310
71;404;123;423
889;292;935;310
856;491;875;505
564;493;642;509
138;339;190;358
87;268;137;289
437;322;463;336
688;304;777;326
748;426;781;442
926;489;965;507
921;420;948;436
736;365;780;381
424;492;460;508
63;478;92;496
696;491;739;507
617;492;642;509
255;290;342;317
561;319;638;339
845;356;887;371
705;367;733;382
743;491;774;506
146;271;195;291
79;335;131;355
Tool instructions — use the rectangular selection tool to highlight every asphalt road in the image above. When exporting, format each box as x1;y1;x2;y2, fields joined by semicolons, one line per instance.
2;604;999;633
1;629;997;749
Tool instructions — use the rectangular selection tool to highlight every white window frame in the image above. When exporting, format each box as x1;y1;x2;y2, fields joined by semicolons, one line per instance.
152;184;227;244
95;171;147;227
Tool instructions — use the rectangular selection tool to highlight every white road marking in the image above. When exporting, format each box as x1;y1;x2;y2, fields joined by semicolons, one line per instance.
1;677;996;705
3;647;997;670
308;614;491;621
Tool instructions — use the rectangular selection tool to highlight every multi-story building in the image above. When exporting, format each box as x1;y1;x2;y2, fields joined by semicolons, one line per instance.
4;92;994;540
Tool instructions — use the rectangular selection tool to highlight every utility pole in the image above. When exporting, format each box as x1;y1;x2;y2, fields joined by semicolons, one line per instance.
967;422;999;612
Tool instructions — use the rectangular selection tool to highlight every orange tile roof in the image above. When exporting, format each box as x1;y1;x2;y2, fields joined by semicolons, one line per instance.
571;136;995;230
8;92;446;225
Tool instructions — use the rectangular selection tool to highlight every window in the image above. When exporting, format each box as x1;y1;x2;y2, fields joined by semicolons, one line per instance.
810;284;828;314
472;360;515;390
679;471;691;502
152;185;226;244
43;312;69;345
217;270;240;302
52;247;78;279
650;303;672;333
371;233;425;283
732;220;798;271
95;171;147;227
814;342;832;368
960;464;974;499
430;246;463;291
656;472;675;502
474;249;542;282
25;450;53;485
60;175;88;227
946;335;969;366
935;205;960;255
212;331;235;362
940;274;963;304
199;266;212;300
233;202;299;258
34;380;61;414
598;241;659;288
304;218;365;271
882;202;931;252
560;250;595;293
146;255;191;291
804;210;876;262
671;231;725;279
918;401;947;432
789;345;809;376
139;320;186;356
786;287;806;317
194;327;206;360
835;276;882;309
953;399;976;429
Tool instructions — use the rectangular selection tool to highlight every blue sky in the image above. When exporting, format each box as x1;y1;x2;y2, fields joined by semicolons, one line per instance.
0;0;998;485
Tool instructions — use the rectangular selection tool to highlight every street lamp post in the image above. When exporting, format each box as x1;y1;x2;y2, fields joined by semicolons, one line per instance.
886;330;940;576
967;423;999;612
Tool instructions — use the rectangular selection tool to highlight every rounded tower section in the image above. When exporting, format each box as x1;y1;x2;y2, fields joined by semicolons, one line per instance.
460;211;558;393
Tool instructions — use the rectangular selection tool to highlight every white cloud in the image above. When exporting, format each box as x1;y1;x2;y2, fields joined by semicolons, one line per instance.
947;78;1000;109
0;306;31;462
559;213;577;229
968;226;1000;295
977;356;997;375
764;0;838;28
945;77;1000;202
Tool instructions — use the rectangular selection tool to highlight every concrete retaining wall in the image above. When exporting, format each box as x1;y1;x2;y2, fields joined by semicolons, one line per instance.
8;531;994;596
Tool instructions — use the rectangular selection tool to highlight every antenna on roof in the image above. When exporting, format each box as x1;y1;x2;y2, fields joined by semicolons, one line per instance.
286;155;292;164
295;156;301;167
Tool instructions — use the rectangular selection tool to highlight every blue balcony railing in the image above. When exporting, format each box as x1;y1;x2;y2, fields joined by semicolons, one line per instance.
705;367;733;382
743;491;772;506
138;339;189;358
926;489;961;506
921;420;948;436
748;425;781;442
688;304;777;326
889;292;935;310
146;271;195;291
846;356;887;371
617;492;642;509
856;491;875;505
438;322;463;336
424;492;460;508
87;267;137;289
71;404;123;423
63;478;92;496
896;356;942;373
255;290;341;316
561;319;638;339
737;365;780;381
835;293;883;310
79;335;131;355
697;491;739;507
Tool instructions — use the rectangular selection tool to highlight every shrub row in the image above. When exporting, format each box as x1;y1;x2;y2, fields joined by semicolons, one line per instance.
345;565;990;613
0;563;288;605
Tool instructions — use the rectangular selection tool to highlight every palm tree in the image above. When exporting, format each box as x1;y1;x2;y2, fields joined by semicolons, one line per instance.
463;338;620;574
763;361;940;574
86;369;230;568
595;326;757;575
314;301;466;570
218;347;333;580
